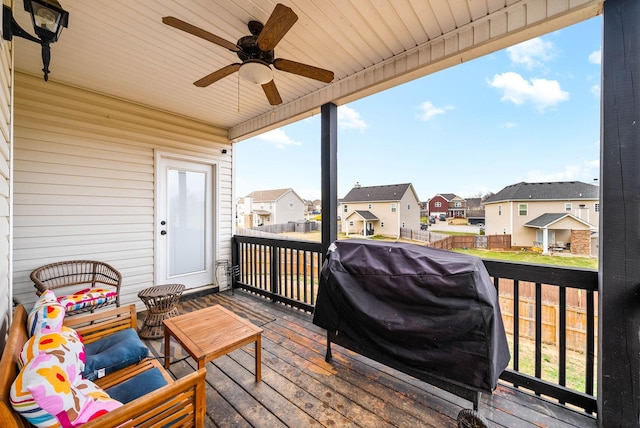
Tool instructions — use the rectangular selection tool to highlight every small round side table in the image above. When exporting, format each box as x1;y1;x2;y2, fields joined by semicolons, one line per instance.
138;284;186;339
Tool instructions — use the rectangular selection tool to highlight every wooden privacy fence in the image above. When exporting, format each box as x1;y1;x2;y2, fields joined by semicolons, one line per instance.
400;228;511;250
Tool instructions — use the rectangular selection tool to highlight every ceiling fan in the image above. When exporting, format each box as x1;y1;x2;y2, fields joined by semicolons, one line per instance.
162;3;334;106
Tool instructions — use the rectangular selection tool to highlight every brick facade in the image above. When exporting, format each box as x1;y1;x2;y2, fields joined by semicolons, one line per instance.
570;229;591;255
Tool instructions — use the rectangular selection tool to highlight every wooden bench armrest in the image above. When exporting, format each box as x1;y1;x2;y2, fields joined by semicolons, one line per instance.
82;368;207;428
63;304;137;344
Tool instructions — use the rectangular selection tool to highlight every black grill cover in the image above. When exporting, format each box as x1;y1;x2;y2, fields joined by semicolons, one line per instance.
313;240;510;392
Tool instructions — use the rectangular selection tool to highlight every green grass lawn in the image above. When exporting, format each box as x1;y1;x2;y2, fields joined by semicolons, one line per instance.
453;248;598;270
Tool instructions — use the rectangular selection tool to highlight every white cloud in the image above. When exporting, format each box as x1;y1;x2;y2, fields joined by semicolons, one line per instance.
589;49;602;65
488;72;569;113
591;84;600;98
417;101;454;121
523;159;600;183
338;105;368;131
257;129;302;149
504;122;518;128
507;37;555;69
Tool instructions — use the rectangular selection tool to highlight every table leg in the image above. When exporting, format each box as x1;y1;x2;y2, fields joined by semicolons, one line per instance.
255;334;262;382
164;328;171;368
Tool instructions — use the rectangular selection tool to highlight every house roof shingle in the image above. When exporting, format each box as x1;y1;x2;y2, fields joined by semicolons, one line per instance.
246;188;293;203
437;193;458;201
524;213;594;228
351;210;379;220
341;183;413;203
484;181;599;204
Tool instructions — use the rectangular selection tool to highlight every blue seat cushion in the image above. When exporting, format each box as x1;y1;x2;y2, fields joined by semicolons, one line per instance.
83;328;149;381
105;367;168;403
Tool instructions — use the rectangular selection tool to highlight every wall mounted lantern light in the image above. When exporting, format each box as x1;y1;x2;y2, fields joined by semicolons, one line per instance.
3;0;69;81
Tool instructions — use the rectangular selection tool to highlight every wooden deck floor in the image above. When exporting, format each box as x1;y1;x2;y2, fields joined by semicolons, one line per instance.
140;290;597;428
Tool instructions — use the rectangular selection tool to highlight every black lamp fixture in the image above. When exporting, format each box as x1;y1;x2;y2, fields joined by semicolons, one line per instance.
3;0;69;81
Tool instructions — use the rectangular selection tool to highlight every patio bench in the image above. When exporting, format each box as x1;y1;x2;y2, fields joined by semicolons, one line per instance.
30;260;122;315
0;298;206;427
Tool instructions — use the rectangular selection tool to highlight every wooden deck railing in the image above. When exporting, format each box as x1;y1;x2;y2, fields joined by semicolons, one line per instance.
231;235;598;414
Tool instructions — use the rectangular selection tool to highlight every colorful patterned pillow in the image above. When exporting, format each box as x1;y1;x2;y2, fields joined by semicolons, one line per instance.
57;288;117;313
11;332;121;427
19;327;86;372
27;290;65;337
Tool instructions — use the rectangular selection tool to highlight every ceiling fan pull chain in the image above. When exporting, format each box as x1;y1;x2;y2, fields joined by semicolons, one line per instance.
237;73;240;113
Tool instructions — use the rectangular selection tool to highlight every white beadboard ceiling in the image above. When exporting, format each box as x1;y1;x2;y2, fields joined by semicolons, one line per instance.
9;0;603;141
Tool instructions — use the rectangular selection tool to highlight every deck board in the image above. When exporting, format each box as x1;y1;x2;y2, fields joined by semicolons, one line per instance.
141;290;597;428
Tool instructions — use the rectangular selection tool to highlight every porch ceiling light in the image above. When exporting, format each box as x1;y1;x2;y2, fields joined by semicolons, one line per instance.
238;60;273;85
3;0;70;81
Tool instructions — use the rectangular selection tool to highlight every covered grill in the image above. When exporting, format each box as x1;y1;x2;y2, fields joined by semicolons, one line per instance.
312;240;510;424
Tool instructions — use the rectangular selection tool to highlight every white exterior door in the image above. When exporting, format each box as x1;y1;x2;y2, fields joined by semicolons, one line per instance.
156;154;215;289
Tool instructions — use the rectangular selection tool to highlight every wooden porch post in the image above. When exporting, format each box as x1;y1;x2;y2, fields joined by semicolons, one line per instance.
321;102;338;258
599;0;640;425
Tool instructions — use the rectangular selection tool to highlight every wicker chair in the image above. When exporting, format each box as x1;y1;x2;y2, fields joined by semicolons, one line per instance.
30;260;122;315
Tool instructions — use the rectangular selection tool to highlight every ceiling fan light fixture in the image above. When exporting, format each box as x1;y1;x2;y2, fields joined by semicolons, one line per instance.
239;60;273;85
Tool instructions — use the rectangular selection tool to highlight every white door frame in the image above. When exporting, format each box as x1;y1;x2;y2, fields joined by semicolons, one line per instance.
154;151;219;289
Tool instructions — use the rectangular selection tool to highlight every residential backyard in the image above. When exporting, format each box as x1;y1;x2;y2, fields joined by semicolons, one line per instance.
279;230;598;269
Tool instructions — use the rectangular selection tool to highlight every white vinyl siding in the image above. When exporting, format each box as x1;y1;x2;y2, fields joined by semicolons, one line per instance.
0;36;11;333
12;73;232;309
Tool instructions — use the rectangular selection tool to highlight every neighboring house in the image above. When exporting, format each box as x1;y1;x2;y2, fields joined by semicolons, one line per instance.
237;188;305;227
466;197;486;225
340;183;420;238
428;193;466;218
483;181;599;255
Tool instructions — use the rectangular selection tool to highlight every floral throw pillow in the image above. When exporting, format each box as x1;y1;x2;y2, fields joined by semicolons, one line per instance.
11;331;121;427
57;288;117;313
19;327;86;372
27;290;65;337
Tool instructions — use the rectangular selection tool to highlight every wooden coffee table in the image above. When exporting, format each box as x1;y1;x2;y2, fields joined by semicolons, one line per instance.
163;304;263;382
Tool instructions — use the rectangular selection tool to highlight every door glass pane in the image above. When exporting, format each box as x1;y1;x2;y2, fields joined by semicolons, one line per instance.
168;169;206;276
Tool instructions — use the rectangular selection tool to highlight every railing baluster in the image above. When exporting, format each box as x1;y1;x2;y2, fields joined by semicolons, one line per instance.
559;287;567;391
535;282;542;384
586;290;595;396
514;279;520;372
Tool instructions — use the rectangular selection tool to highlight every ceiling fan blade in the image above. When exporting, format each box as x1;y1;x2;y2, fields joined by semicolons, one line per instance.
256;4;298;52
273;59;334;83
194;64;241;87
162;16;240;52
262;80;283;105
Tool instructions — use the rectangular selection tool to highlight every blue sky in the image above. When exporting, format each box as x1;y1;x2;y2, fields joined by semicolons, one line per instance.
235;16;602;202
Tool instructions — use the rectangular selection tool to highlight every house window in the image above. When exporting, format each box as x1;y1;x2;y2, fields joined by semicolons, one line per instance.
289;202;294;208
402;222;405;227
435;201;442;208
391;203;397;213
455;202;461;207
407;203;411;210
368;204;372;209
519;204;528;216
565;203;572;212
343;205;348;213
595;203;600;212
349;221;354;227
498;206;502;216
380;222;384;227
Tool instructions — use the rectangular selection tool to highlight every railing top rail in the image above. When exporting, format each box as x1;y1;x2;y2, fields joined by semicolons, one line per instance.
482;259;598;292
234;234;323;252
